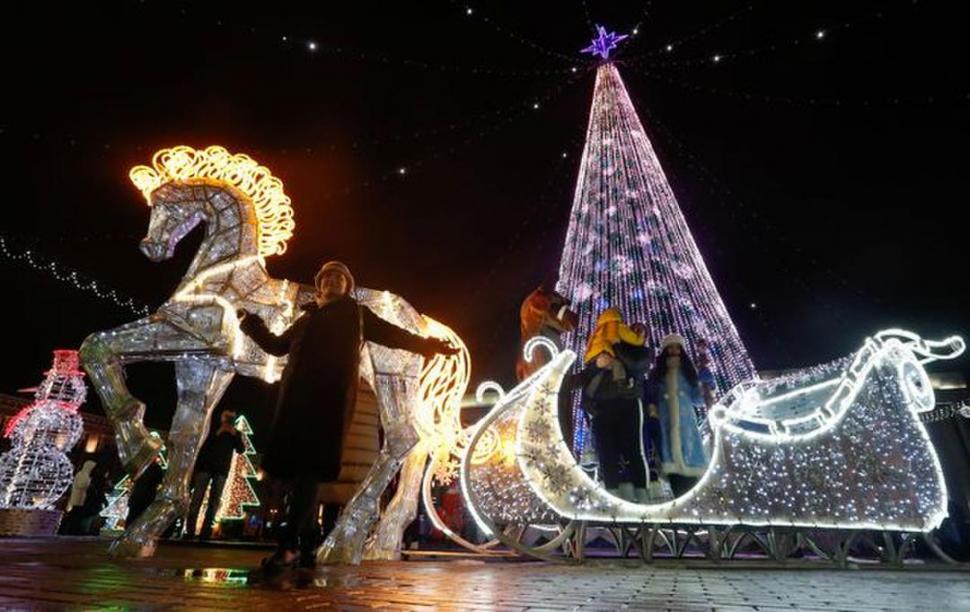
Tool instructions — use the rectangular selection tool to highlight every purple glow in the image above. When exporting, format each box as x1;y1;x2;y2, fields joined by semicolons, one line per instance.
581;25;629;60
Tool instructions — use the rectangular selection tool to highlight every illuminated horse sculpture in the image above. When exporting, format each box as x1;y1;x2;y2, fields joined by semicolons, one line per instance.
80;146;469;562
462;330;965;562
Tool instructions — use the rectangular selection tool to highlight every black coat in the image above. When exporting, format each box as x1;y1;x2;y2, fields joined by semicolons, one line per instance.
240;295;433;482
569;342;653;418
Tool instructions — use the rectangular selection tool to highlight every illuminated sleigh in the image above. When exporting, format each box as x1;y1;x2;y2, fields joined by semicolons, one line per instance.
460;331;966;564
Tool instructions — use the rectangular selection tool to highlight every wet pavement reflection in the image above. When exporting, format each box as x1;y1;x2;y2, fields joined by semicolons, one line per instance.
2;537;970;609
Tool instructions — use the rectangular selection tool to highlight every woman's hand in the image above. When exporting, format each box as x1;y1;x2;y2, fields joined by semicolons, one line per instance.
423;337;459;358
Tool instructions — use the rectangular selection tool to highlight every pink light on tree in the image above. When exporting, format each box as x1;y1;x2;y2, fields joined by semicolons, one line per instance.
557;60;757;451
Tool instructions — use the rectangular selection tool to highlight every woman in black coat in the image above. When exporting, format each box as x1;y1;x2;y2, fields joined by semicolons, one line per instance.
239;260;455;570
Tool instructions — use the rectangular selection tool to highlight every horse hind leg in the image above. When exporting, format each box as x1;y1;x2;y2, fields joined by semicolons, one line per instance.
363;444;428;561
318;375;420;565
110;358;234;558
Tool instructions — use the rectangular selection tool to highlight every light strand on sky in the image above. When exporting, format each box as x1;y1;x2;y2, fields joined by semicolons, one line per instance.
628;3;756;59
297;39;579;77
580;0;654;40
318;71;588;203
144;2;578;78
636;1;918;70
454;1;577;64
557;62;757;452
0;235;150;317
632;104;893;314
9;68;584;172
634;67;968;108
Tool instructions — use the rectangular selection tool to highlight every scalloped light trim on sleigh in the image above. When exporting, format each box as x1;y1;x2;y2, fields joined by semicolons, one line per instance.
461;329;965;533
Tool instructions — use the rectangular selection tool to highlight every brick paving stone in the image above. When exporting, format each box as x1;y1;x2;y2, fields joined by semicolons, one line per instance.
0;537;969;610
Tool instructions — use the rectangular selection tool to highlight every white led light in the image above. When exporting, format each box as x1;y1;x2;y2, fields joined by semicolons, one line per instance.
475;381;506;404
0;351;86;510
461;329;963;537
523;336;559;364
556;62;757;453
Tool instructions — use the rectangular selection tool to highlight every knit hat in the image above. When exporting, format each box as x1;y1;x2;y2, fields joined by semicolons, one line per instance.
315;260;355;293
660;333;686;350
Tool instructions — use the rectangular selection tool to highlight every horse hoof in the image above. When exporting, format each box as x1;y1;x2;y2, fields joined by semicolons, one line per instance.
108;536;156;559
316;544;360;566
118;426;162;478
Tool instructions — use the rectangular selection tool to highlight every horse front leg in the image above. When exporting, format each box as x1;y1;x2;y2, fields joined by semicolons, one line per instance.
317;373;419;565
110;358;234;558
80;316;210;478
363;443;428;561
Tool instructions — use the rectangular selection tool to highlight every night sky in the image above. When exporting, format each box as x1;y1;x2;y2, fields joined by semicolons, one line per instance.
2;1;967;436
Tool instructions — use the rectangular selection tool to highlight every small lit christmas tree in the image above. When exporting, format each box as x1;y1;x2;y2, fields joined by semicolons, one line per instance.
100;475;132;531
193;415;260;533
100;432;167;531
0;350;86;509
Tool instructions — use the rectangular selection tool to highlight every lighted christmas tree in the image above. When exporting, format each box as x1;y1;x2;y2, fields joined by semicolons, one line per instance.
0;350;86;509
193;415;260;533
558;28;757;450
100;431;167;530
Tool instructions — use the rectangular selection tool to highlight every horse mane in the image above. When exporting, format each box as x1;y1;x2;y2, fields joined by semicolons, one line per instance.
129;145;295;257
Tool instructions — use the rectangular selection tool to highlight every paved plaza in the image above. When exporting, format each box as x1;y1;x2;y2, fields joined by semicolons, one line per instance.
1;537;969;610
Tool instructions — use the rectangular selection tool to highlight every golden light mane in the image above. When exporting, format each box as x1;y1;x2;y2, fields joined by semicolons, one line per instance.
129;145;295;257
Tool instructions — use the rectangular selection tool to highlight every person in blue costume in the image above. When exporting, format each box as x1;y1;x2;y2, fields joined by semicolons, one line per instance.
645;334;711;497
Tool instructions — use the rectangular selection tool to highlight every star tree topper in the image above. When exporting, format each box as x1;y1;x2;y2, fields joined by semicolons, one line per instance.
581;25;629;60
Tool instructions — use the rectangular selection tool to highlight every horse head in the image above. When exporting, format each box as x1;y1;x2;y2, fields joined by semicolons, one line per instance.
135;183;206;262
129;145;295;263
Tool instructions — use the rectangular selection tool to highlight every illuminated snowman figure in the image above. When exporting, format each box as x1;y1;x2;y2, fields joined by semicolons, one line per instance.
0;350;86;509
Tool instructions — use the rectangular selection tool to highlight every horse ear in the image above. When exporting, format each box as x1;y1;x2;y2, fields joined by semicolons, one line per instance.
129;165;161;203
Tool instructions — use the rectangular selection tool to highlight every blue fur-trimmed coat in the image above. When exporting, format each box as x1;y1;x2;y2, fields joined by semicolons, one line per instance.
647;368;710;478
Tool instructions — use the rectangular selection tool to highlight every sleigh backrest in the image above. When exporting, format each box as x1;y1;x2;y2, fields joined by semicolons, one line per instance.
710;330;964;438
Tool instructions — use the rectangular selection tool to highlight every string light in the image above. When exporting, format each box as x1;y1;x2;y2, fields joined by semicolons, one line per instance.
316;73;585;202
100;431;168;531
629;3;756;60
102;146;480;559
557;61;757;451
0;351;86;510
192;415;261;534
461;330;964;541
635;66;961;108
630;100;898;326
448;0;576;63
130;145;295;257
638;2;919;70
0;235;150;317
